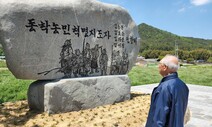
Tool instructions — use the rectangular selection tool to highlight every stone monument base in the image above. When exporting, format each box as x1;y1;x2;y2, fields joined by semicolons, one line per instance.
27;75;131;114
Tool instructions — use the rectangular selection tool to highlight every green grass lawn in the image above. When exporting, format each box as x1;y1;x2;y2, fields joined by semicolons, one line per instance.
128;64;212;86
0;69;33;104
178;65;212;86
128;65;161;86
0;60;212;103
0;60;7;68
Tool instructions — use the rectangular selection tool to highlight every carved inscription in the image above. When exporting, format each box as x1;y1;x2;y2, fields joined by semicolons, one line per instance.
25;18;138;77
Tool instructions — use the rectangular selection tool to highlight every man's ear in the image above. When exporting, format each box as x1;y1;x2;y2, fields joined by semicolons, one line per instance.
163;65;168;71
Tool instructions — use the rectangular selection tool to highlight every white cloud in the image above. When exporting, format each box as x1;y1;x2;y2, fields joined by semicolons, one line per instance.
190;0;212;6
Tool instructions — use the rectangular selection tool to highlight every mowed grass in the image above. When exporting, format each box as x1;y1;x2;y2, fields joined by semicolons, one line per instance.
128;65;161;86
0;60;7;68
0;69;33;104
178;65;212;86
128;64;212;86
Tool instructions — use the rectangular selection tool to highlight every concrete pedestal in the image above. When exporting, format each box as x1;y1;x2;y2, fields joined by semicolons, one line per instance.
27;75;131;114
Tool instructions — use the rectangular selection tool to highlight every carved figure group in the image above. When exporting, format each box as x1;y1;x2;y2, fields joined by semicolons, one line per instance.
38;39;130;78
110;48;129;75
59;39;108;77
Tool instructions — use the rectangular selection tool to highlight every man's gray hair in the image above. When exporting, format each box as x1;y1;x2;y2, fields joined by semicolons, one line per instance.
161;54;179;72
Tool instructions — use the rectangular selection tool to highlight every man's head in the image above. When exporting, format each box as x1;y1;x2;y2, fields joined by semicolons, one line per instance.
158;54;179;77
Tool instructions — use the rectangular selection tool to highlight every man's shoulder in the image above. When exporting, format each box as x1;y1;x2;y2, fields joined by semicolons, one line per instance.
161;78;187;89
167;78;189;92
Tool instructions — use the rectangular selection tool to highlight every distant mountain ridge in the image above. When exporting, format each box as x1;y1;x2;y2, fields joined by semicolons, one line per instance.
138;23;212;53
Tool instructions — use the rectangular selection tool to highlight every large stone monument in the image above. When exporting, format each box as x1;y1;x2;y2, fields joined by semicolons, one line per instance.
0;0;140;113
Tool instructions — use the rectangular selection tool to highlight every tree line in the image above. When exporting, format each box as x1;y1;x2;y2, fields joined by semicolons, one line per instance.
0;47;3;56
141;49;212;63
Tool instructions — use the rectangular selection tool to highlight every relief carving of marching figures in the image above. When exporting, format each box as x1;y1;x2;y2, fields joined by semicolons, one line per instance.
110;47;129;75
38;38;130;78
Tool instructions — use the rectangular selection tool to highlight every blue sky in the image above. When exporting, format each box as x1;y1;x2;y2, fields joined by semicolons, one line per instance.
99;0;212;39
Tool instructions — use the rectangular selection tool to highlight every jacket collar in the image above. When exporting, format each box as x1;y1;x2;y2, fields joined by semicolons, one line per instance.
160;72;178;83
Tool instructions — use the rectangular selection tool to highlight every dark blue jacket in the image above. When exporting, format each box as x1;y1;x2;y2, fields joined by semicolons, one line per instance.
145;72;189;127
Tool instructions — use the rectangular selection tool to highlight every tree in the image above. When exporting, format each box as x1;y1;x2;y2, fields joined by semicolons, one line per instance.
191;49;210;61
0;48;4;56
207;57;212;63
